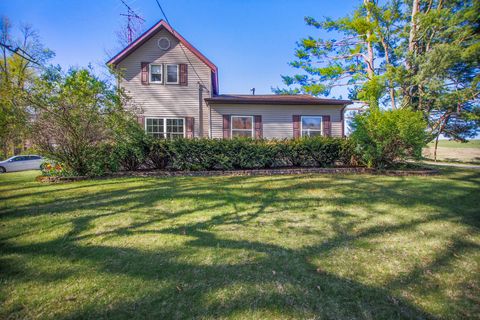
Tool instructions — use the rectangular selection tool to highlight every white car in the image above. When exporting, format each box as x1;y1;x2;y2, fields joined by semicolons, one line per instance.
0;155;43;173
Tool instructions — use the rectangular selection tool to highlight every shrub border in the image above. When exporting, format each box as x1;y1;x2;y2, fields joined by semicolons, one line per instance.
36;167;439;183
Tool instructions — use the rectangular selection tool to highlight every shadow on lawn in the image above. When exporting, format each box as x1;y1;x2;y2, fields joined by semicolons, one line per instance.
1;171;480;319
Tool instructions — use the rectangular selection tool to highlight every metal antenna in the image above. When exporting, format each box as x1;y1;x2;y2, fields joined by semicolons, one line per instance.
120;0;145;43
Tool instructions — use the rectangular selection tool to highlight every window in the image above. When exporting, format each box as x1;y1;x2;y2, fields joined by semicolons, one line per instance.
166;64;179;84
145;118;184;139
146;118;165;138
150;64;163;83
166;119;184;139
301;116;323;137
231;116;253;138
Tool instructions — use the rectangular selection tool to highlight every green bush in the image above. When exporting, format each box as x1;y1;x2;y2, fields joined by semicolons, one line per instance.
146;138;170;170
155;137;355;171
350;109;427;168
41;135;357;176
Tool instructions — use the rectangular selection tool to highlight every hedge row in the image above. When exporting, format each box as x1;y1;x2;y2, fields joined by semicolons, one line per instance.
146;137;357;171
42;137;357;177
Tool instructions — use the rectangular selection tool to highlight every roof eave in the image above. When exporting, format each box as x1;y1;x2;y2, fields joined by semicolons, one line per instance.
204;99;352;106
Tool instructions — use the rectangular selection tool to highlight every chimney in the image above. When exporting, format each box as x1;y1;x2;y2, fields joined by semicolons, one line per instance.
250;88;255;95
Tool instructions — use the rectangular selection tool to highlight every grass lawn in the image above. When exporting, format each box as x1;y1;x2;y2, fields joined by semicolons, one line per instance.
1;170;479;319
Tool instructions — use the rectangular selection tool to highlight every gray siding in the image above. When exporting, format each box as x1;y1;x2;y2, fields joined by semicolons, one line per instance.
117;28;212;136
209;104;344;138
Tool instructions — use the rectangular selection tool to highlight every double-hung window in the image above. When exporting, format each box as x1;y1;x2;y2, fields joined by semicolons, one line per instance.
231;116;253;138
146;118;184;139
150;65;163;83
166;64;179;84
301;116;323;137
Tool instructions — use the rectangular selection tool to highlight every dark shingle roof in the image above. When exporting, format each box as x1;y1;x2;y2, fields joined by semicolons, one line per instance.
205;94;351;105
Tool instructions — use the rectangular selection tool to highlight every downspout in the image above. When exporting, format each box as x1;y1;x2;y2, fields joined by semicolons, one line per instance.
198;83;204;137
208;101;212;138
340;105;347;137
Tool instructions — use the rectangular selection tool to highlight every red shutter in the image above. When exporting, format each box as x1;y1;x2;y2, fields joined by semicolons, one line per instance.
323;115;331;136
254;115;262;139
137;116;145;129
186;117;194;138
292;115;300;138
141;62;149;85
223;115;230;139
179;64;188;86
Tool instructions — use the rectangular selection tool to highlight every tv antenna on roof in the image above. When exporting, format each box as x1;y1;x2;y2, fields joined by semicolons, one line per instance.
120;0;145;43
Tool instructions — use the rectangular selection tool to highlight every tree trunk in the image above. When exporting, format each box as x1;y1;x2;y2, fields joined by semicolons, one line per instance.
434;115;449;161
364;0;375;79
407;0;420;69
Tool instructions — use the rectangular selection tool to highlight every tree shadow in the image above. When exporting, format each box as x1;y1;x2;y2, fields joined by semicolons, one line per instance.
1;170;479;318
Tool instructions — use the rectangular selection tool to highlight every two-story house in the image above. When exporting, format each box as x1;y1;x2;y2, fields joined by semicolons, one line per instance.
107;20;351;140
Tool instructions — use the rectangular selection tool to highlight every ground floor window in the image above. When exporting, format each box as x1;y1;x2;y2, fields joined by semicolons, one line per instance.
146;118;185;139
301;116;323;137
231;116;253;138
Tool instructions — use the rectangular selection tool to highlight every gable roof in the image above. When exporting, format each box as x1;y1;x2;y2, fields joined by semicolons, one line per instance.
107;20;218;93
205;94;351;105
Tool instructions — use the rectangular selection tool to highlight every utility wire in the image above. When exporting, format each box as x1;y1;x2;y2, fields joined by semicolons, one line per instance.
0;41;41;66
154;0;210;92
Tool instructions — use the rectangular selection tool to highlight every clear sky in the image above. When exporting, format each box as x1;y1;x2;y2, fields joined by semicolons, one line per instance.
0;0;358;97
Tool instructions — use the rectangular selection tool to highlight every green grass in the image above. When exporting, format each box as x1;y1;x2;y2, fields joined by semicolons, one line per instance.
1;170;479;319
427;139;480;148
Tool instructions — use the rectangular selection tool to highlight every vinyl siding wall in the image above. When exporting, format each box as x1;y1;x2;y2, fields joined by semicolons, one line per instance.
117;29;212;137
209;104;344;139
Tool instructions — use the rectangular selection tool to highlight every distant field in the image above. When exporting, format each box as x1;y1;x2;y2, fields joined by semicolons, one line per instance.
427;140;480;149
424;140;480;163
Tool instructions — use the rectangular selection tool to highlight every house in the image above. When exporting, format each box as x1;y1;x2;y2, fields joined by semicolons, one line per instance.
107;20;351;139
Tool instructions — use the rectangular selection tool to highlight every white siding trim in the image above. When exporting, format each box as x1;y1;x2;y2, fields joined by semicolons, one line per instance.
210;104;343;139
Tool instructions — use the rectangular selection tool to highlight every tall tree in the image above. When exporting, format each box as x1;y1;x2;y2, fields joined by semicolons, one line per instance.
0;16;54;158
401;0;480;153
275;0;479;148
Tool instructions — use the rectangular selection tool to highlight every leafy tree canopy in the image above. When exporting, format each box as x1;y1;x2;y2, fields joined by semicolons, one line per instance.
274;0;479;143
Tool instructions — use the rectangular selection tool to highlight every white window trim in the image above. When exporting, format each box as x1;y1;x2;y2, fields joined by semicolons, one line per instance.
300;116;323;137
231;115;254;138
145;117;186;138
165;64;179;84
149;64;163;84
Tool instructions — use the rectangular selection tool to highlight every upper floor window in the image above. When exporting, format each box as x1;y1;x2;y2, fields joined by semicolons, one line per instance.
231;116;253;138
166;64;179;84
150;65;163;83
301;116;323;137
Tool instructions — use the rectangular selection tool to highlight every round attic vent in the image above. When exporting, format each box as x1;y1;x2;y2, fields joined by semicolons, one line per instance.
157;37;171;50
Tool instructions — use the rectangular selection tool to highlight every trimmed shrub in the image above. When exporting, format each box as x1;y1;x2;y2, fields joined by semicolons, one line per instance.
146;138;170;170
150;136;355;171
41;136;358;177
350;109;427;168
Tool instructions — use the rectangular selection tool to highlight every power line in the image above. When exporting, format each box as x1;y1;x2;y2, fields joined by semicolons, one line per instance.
154;0;210;92
155;0;171;25
0;41;41;66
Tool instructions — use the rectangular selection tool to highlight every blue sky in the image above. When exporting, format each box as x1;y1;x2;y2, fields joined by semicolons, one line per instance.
0;0;358;96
